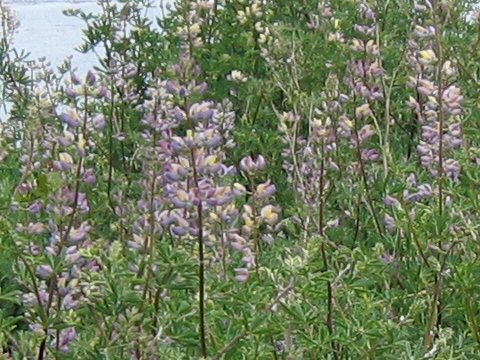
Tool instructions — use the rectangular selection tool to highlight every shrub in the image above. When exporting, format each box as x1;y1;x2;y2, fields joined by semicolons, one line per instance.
1;0;480;358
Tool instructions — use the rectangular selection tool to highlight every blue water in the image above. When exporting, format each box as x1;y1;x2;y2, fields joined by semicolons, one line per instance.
0;1;168;120
7;1;167;75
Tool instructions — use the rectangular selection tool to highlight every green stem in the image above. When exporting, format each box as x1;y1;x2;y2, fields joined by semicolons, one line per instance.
318;139;339;360
353;102;383;237
191;147;207;358
185;95;207;357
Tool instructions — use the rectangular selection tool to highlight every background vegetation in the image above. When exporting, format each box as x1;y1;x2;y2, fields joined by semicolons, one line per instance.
1;0;480;358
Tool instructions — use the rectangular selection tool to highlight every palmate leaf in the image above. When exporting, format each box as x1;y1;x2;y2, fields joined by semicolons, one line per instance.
0;289;20;305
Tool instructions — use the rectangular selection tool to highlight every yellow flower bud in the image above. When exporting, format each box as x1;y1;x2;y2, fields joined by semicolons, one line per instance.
355;103;372;119
205;155;217;166
260;205;279;225
351;39;364;52
58;277;67;289
59;152;73;164
442;60;456;77
69;278;79;289
418;49;437;65
78;134;86;150
189;23;201;36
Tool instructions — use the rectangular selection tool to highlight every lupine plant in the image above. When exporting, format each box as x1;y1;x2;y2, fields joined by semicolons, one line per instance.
2;0;480;358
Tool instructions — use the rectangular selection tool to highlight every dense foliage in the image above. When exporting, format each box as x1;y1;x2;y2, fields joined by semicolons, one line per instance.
1;0;480;358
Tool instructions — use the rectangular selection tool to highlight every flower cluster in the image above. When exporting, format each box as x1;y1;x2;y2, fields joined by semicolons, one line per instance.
236;0;263;26
3;0;479;358
279;75;342;234
347;1;383;111
405;4;463;181
13;70;106;355
305;0;345;44
237;154;280;280
175;0;213;50
127;48;277;288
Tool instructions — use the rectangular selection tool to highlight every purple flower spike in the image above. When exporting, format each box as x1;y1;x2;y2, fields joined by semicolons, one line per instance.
361;149;379;161
379;252;394;265
254;180;276;200
60;112;79;128
240;155;266;174
165;80;179;94
28;202;43;214
83;169;96;185
95;86;107;98
61;294;77;310
179;87;188;98
172;226;187;237
59;327;76;352
27;222;46;235
68;223;89;244
417;184;433;198
357;125;375;143
383;214;396;233
65;87;77;98
70;72;81;85
92;114;105;130
234;268;249;283
384;195;401;209
36;264;53;280
190;102;214;121
86;70;96;86
195;82;208;95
